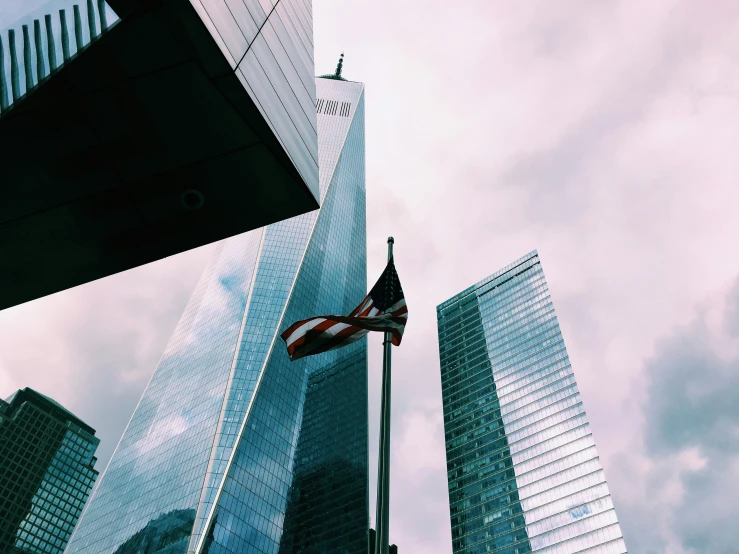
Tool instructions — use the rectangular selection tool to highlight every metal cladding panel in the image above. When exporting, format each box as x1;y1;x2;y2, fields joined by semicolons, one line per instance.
0;0;319;312
194;0;319;201
437;252;628;554
315;78;363;201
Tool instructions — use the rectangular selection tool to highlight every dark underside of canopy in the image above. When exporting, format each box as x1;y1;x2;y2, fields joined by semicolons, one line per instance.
0;0;318;310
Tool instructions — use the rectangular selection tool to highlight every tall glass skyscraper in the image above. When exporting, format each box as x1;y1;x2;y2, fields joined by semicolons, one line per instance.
437;251;627;554
66;71;368;554
0;388;99;554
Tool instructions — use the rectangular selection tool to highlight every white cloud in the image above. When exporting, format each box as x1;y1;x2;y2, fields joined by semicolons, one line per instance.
0;244;213;468
316;0;739;551
396;410;446;474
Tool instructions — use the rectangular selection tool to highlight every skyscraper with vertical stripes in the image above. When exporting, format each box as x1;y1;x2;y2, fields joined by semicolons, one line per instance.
437;251;627;554
66;66;368;554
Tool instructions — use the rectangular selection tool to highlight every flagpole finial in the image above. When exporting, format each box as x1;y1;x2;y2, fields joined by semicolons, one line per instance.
387;237;394;244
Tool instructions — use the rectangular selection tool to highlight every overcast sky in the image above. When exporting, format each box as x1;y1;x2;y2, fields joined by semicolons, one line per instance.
3;1;739;553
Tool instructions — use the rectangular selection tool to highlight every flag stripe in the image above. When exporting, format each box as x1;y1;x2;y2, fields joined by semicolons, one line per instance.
288;318;341;346
283;317;326;346
350;295;373;317
291;324;368;360
290;323;364;359
281;258;407;361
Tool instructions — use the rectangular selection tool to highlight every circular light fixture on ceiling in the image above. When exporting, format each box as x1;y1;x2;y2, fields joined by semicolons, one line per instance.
180;189;205;210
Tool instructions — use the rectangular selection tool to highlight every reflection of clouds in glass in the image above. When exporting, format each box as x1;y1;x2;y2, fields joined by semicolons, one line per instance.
569;503;591;519
111;508;195;554
66;76;367;553
134;414;191;458
194;81;368;553
162;231;260;361
523;496;616;543
441;253;626;554
530;506;620;551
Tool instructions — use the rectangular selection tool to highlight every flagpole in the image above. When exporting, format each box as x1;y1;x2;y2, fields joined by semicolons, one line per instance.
374;236;394;554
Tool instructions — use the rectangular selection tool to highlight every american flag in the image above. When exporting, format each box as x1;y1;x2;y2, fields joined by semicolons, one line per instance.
281;258;408;361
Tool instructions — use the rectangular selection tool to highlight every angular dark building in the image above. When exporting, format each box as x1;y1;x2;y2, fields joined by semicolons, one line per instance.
279;352;368;553
0;387;99;554
437;251;627;554
66;67;368;554
0;0;319;311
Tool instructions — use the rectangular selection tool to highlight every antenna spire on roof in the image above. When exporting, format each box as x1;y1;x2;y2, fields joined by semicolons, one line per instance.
335;52;344;78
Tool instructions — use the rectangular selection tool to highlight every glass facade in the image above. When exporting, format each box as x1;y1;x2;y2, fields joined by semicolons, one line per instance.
192;0;319;200
278;349;368;553
0;388;99;554
66;75;367;554
437;251;628;554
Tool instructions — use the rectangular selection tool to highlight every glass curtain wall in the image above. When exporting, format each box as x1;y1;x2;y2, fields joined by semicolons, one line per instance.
0;388;99;554
437;251;628;554
67;76;367;554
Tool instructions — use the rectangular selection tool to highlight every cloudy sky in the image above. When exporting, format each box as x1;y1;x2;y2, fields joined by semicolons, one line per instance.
3;1;739;553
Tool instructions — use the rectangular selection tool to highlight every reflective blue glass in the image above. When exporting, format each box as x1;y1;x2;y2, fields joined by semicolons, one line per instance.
66;76;367;554
437;252;627;554
0;388;99;554
195;78;367;554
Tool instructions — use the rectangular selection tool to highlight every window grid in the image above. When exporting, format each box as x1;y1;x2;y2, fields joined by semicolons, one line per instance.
437;252;627;553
